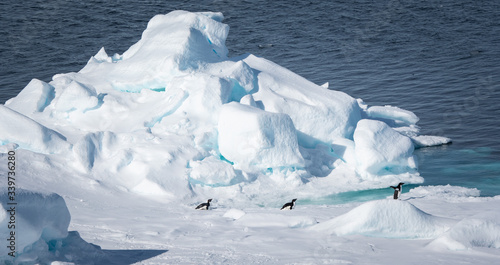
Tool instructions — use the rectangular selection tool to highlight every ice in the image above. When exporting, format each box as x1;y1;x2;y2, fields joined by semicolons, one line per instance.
89;47;113;64
394;126;452;148
0;190;105;263
0;10;443;193
239;94;258;107
353;119;417;178
0;10;451;197
189;156;238;186
243;54;362;146
204;60;257;101
312;199;451;239
235;212;317;228
410;135;452;148
365;105;419;126
0;190;70;259
0;9;451;199
5;79;55;115
0;105;70;154
54;80;99;113
406;185;482;202
218;102;304;171
430;211;500;250
223;209;246;220
79;10;228;93
1;10;485;264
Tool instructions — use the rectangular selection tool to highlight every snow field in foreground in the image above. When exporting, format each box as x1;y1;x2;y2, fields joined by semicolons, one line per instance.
1;186;499;264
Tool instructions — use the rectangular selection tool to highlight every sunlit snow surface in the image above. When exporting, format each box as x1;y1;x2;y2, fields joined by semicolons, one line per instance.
1;11;497;264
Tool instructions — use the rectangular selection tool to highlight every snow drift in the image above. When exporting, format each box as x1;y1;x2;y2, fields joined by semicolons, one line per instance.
429;211;500;250
312;200;451;239
1;10;450;202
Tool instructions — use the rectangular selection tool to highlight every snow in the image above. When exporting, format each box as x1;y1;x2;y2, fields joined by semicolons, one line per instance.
244;54;362;146
365;105;419;126
0;105;70;154
0;190;70;259
406;185;482;202
394;125;452;148
53;80;99;113
431;211;500;250
223;208;246;220
1;10;498;264
218;102;304;171
353;119;418;179
189;156;237;186
5;79;55;115
312;199;451;239
411;134;453;148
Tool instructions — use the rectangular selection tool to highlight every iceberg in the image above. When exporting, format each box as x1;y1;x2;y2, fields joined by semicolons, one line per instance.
1;10;449;201
2;10;499;265
0;190;102;263
0;190;70;259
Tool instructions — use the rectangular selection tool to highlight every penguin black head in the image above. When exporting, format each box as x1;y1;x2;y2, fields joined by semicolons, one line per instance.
195;199;213;210
390;183;405;189
292;198;297;202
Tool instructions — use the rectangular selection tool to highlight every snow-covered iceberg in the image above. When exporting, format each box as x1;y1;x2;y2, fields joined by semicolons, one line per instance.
0;190;70;259
1;10;450;202
0;190;102;263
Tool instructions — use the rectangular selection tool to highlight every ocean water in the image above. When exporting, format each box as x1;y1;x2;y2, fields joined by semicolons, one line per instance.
1;0;499;199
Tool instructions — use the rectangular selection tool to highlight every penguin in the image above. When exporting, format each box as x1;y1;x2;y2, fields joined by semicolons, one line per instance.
195;199;212;210
280;198;297;210
390;183;404;200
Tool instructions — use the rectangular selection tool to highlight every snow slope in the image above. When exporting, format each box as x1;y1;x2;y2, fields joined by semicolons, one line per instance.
1;10;497;264
312;199;451;239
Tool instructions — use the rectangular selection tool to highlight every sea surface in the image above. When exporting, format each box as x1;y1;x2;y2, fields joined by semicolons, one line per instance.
1;0;499;200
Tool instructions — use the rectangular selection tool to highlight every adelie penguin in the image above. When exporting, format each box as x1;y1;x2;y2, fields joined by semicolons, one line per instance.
280;198;297;210
390;183;404;200
195;199;212;210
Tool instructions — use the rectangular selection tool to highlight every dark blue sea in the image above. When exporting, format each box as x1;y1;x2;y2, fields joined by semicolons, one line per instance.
1;0;499;199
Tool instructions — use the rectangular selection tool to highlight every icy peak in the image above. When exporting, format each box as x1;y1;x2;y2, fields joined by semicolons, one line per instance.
122;10;228;68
